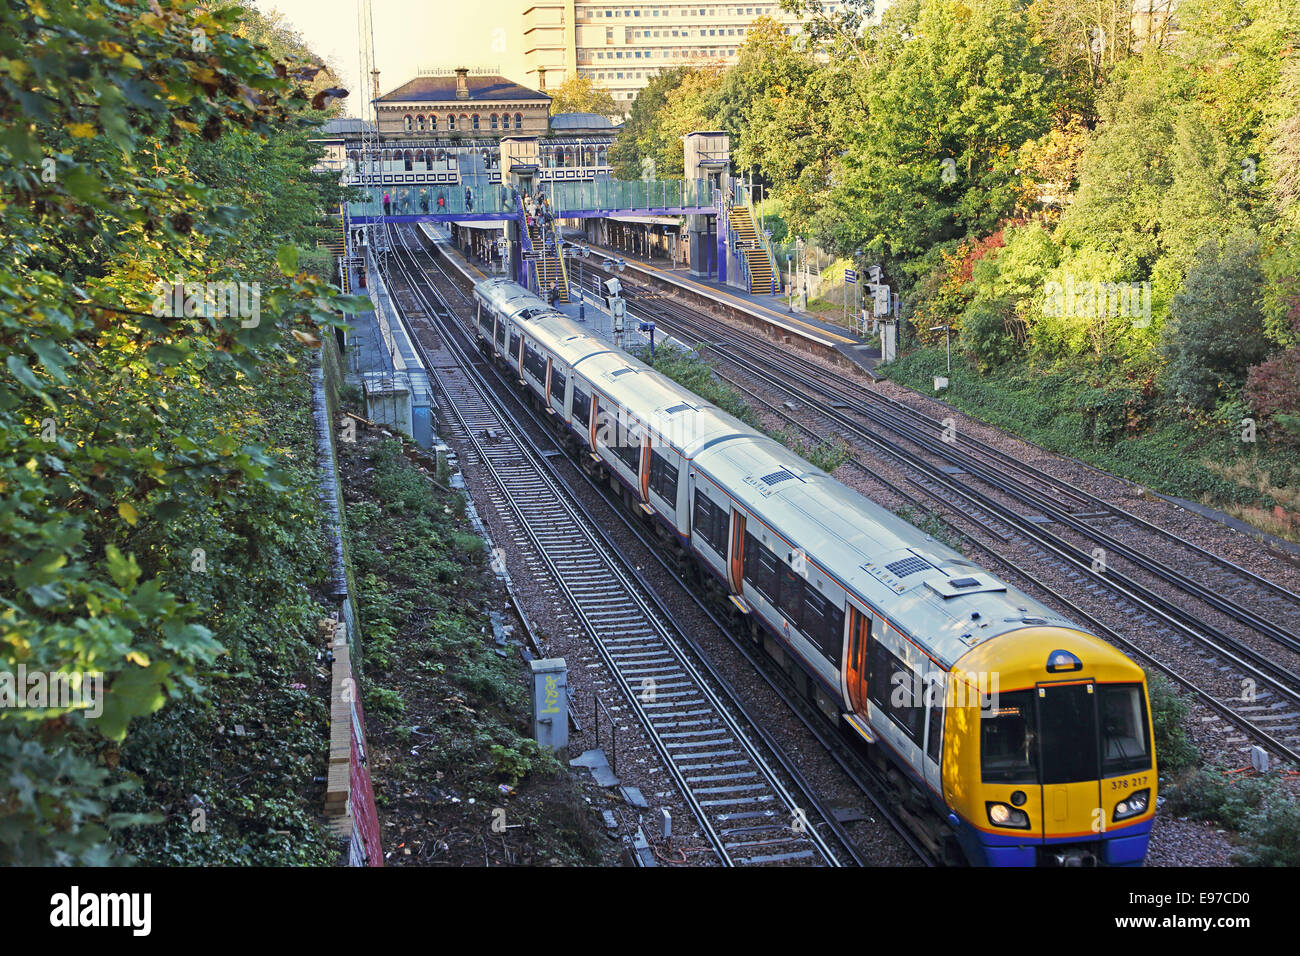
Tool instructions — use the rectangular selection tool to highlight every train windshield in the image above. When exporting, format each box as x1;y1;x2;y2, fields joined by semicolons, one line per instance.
1099;683;1152;776
980;691;1038;784
981;683;1153;784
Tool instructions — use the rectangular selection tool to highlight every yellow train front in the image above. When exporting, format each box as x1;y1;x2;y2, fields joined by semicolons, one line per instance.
938;626;1156;866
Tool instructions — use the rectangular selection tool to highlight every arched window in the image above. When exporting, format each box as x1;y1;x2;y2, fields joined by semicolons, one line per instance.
584;147;595;166
515;113;523;129
564;147;574;166
447;114;456;130
472;114;480;130
403;115;412;131
597;146;607;166
430;114;437;131
436;149;446;164
403;149;413;171
490;113;499;130
417;114;426;131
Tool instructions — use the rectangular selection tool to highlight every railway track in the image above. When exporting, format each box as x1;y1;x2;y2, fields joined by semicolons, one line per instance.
573;262;1300;768
379;230;857;867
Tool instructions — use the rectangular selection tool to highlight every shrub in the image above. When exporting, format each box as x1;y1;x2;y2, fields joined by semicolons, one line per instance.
959;297;1022;371
1147;674;1199;775
1162;235;1272;411
1235;797;1300;866
1162;767;1273;829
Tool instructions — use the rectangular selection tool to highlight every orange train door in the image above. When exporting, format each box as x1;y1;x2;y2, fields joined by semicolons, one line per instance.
728;511;746;594
639;431;650;502
845;606;870;714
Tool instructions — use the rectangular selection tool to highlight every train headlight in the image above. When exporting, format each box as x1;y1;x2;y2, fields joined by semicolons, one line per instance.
986;802;1030;829
1113;788;1151;822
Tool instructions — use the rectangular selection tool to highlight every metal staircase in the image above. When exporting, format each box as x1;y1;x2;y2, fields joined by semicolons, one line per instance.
527;216;570;303
727;203;778;295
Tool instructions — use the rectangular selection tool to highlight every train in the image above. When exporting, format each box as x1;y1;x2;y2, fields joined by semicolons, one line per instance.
471;276;1157;867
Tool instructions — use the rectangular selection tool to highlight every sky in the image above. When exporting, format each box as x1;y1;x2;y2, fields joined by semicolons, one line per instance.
254;0;893;118
254;0;530;116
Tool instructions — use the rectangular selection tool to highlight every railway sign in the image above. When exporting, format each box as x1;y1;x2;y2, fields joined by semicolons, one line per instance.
844;269;857;285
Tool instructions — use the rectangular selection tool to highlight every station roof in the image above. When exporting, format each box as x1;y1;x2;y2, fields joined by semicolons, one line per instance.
378;74;550;104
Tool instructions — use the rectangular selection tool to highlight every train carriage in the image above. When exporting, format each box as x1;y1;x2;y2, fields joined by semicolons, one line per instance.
472;277;1157;866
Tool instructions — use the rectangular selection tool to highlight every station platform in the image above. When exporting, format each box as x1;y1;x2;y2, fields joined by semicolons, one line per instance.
565;236;883;377
420;223;689;355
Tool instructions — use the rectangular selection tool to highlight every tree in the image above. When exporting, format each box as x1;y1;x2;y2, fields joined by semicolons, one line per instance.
815;0;1059;261
1162;236;1273;410
0;0;361;863
713;17;842;229
608;66;722;179
547;72;620;119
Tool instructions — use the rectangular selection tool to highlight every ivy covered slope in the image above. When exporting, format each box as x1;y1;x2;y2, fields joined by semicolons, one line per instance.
0;0;366;864
341;430;606;866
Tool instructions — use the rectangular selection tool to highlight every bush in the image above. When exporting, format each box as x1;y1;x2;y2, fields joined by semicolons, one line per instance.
959;297;1022;371
1162;767;1273;829
1235;797;1300;866
1162;234;1272;411
1147;674;1199;775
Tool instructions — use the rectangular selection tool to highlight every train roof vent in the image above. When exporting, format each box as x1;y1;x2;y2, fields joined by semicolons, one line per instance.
518;307;547;321
610;367;637;377
664;402;695;415
925;574;1007;600
759;469;797;487
886;556;932;578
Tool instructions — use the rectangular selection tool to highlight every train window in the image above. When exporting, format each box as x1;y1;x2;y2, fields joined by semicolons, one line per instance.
523;344;546;382
613;427;641;472
495;321;506;347
925;683;943;763
800;585;845;665
981;690;1038;784
550;367;566;403
742;532;779;605
649;450;678;503
867;639;923;744
692;493;728;555
1099;683;1151;776
572;389;590;427
509;332;521;360
1039;683;1098;785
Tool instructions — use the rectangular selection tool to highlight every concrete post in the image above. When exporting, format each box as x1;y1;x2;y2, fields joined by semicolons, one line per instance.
529;658;568;755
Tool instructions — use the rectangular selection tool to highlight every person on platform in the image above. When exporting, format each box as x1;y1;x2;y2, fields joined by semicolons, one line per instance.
382;191;391;215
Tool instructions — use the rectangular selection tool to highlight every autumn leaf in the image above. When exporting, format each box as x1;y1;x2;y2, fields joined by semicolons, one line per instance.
67;122;96;138
118;501;139;526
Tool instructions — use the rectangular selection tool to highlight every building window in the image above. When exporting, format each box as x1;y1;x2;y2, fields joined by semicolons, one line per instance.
448;114;456;130
490;113;498;129
403;115;412;131
430;114;437;131
515;113;523;128
472;114;480;130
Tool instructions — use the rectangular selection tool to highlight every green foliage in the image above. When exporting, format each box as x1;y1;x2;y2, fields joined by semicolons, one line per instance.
959;298;1022;372
1162;235;1273;411
0;0;365;863
488;739;554;787
547;73;621;119
1163;766;1276;830
1235;797;1300;866
1146;674;1199;776
816;0;1058;259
